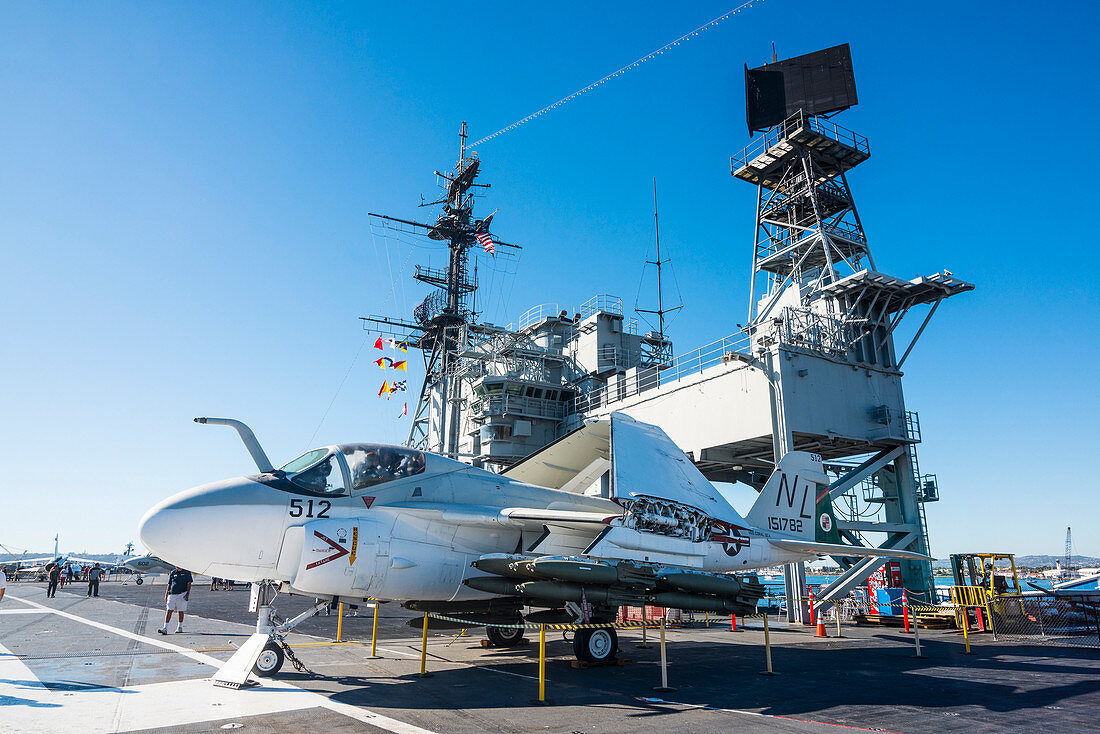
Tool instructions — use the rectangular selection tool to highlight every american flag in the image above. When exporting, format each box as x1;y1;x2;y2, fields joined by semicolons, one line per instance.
476;232;495;255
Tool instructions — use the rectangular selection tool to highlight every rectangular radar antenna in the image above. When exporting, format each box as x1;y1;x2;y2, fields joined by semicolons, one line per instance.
745;43;858;134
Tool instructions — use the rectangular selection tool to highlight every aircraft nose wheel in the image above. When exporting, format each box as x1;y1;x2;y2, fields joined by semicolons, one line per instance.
574;627;618;664
252;641;285;677
486;622;525;647
135;577;143;585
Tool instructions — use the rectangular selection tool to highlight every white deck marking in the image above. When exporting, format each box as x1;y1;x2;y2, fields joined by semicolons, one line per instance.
0;648;318;734
10;594;224;667
0;608;50;614
5;594;439;734
374;646;419;658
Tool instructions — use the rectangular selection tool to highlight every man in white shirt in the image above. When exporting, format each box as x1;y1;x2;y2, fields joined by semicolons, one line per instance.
0;568;7;608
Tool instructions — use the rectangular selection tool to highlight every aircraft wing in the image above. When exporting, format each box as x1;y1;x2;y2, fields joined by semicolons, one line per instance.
13;557;55;566
66;556;102;566
611;413;747;526
500;508;618;524
380;502;615;531
767;538;933;561
501;419;611;492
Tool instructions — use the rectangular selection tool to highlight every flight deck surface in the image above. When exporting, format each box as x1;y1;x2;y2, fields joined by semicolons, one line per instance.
2;579;1097;733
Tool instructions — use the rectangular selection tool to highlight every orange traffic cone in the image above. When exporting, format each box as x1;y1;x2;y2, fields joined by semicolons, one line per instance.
815;619;828;637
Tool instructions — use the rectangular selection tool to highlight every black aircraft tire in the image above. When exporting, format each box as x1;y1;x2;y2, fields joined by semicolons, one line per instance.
252;642;284;677
486;623;525;647
573;627;618;664
135;577;143;585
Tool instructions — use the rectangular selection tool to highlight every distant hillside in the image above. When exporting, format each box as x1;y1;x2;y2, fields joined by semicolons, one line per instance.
1013;555;1100;568
934;555;1100;569
1;552;126;563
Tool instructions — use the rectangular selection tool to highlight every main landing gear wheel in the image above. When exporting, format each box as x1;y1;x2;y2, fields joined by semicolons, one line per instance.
486;623;525;647
135;577;143;585
252;641;284;677
573;627;618;664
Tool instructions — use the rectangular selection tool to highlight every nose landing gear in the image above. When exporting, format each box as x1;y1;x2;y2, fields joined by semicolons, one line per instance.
252;641;284;677
212;581;329;688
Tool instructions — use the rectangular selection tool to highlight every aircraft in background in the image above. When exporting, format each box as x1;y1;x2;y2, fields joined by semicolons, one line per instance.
120;553;176;584
140;413;930;677
1;536;102;579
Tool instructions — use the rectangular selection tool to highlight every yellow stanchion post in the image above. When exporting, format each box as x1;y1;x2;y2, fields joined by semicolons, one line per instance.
835;602;844;638
759;613;778;676
418;613;433;677
960;606;973;655
337;602;344;642
652;617;676;692
639;605;650;648
538;623;547;703
369;602;380;658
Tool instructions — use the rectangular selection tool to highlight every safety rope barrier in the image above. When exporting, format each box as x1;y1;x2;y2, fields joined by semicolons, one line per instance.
425;611;663;631
423;610;774;631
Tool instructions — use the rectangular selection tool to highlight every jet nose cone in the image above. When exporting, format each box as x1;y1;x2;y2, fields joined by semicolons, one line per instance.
139;477;288;577
137;503;174;561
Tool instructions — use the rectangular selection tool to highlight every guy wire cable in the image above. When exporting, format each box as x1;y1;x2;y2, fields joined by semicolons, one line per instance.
470;0;768;147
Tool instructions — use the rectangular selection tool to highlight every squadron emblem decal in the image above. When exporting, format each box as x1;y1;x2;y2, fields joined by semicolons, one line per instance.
306;530;350;570
819;513;833;533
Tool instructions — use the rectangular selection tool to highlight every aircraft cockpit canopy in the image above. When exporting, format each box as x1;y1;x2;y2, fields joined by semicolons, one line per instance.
275;444;427;496
279;448;346;495
340;444;426;490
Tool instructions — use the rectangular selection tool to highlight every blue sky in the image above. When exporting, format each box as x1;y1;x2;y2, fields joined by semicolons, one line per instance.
1;1;1096;558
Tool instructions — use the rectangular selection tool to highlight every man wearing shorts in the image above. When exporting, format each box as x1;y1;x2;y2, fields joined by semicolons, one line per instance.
158;565;193;634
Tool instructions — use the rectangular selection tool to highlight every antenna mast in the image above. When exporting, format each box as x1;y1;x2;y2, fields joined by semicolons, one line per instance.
1064;527;1073;577
637;178;680;365
361;122;521;458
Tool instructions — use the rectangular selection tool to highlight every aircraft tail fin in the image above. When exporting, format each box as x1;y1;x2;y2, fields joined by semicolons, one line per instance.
746;451;841;543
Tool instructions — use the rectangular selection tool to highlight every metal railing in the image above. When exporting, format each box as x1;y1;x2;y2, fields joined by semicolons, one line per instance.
580;294;624;319
572;332;752;414
823;219;868;245
470;394;567;421
509;295;636;334
732;109;870;172
773;306;851;359
511;303;575;332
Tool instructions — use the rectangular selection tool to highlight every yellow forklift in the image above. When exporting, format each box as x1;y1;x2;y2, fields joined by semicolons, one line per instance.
949;553;1024;633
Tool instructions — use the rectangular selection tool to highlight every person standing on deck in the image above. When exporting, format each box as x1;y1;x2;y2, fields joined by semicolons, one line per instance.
87;563;103;597
46;562;60;598
158;566;193;634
